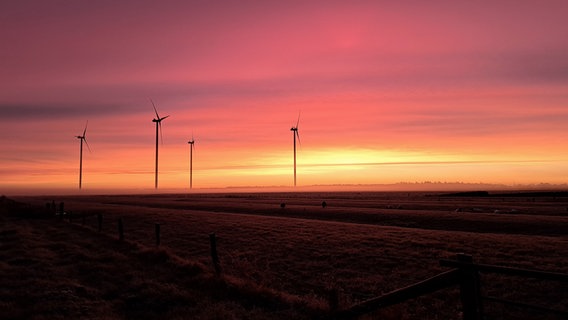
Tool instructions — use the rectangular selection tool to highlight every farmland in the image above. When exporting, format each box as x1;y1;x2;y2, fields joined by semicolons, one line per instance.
2;191;568;319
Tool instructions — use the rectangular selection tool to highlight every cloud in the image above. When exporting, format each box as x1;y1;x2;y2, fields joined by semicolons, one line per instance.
0;103;126;120
203;159;558;171
1;1;568;191
497;49;568;85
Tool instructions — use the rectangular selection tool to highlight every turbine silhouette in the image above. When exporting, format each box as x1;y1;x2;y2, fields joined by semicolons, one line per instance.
188;133;195;189
76;121;91;189
290;113;301;187
150;99;169;189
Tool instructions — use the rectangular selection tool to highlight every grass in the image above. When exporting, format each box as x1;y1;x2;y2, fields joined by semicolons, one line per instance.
0;199;323;319
3;191;568;319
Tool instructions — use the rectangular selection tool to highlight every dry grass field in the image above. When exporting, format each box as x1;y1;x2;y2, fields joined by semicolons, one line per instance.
2;191;567;319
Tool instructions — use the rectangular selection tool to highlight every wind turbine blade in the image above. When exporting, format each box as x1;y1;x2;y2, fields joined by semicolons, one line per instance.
84;138;92;153
83;120;88;136
296;130;301;146
296;112;300;129
150;99;160;118
161;115;170;121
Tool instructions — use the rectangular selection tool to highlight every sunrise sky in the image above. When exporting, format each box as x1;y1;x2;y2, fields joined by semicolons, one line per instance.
1;0;568;194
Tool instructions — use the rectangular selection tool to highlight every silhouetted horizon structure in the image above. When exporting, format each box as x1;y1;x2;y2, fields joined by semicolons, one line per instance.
151;99;169;189
188;134;195;189
290;113;301;187
76;121;90;189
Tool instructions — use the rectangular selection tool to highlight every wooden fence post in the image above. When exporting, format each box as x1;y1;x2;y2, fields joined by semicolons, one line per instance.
209;233;221;275
155;223;161;247
457;253;482;320
97;213;103;232
118;218;124;241
54;200;61;219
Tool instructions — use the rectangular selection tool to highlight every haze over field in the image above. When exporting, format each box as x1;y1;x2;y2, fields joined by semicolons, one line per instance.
1;1;568;194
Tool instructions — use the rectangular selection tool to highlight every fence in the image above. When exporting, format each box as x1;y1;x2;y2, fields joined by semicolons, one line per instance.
60;210;567;319
335;253;568;319
67;212;225;278
440;256;568;319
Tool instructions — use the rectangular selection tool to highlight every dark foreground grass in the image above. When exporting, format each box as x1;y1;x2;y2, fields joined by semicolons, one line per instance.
0;200;325;320
4;193;568;319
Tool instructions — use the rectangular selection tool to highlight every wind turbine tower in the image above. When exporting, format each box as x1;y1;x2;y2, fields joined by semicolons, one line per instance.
151;100;169;189
76;121;91;189
290;114;301;187
188;135;195;189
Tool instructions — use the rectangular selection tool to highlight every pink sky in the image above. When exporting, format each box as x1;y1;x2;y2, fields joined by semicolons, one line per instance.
1;1;568;194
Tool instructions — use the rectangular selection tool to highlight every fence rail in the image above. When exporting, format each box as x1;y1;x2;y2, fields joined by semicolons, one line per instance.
334;269;460;319
336;253;568;320
440;258;568;282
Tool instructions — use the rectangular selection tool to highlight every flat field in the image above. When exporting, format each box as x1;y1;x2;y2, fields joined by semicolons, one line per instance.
2;191;568;319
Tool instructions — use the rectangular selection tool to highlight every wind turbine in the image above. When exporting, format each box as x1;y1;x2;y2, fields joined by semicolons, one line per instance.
290;113;301;187
76;121;91;189
188;133;195;189
151;99;169;189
